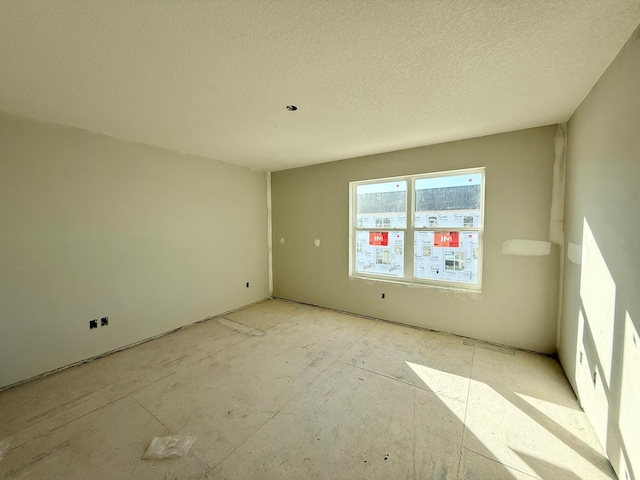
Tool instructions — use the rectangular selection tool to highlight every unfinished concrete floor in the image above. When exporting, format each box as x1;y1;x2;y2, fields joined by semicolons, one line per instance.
0;299;615;479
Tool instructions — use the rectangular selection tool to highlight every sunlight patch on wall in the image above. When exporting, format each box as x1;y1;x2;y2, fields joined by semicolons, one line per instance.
580;218;616;387
575;306;609;449
619;311;639;477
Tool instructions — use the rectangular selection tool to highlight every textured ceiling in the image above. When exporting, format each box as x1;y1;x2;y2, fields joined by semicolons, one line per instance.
1;1;639;171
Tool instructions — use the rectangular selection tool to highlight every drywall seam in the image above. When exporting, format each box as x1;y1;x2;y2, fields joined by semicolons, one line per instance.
556;239;565;351
267;171;273;295
502;239;552;256
0;298;269;393
550;123;567;244
551;123;567;350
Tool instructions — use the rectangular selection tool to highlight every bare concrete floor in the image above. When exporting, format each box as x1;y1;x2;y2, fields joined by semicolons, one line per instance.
0;299;615;479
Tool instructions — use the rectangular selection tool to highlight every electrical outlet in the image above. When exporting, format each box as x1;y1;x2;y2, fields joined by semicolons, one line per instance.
101;316;109;326
89;319;98;330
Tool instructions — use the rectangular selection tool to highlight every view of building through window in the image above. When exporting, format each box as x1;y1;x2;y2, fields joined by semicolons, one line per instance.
356;181;407;229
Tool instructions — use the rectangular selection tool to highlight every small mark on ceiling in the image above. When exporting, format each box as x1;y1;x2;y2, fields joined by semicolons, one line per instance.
286;105;298;111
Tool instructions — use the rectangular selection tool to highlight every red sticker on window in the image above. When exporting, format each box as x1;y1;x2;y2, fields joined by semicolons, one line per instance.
369;232;389;246
434;231;459;247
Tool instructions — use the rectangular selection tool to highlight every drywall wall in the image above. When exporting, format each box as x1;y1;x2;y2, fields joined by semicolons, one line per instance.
272;126;559;353
0;112;269;389
558;25;640;480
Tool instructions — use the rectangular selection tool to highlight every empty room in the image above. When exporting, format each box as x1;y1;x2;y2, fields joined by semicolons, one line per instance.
1;1;639;479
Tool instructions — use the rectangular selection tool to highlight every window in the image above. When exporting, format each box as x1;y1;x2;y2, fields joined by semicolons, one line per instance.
350;167;485;290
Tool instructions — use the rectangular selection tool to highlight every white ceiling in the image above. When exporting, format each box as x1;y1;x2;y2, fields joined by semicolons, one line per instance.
1;1;639;171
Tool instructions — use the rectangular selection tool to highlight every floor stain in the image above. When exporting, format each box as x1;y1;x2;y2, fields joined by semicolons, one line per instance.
2;440;70;479
217;318;265;337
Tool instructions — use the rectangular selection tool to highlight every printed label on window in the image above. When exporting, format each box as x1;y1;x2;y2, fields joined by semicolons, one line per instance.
434;231;459;247
369;232;389;246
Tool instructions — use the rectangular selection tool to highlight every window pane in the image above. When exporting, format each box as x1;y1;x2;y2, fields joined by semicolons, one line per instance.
414;230;479;284
355;230;404;278
356;181;407;228
414;173;481;228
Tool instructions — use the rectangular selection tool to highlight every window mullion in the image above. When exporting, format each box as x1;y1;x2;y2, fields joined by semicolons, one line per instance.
405;177;414;280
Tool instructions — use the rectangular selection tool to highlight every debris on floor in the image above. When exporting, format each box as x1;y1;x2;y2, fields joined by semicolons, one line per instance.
142;435;195;459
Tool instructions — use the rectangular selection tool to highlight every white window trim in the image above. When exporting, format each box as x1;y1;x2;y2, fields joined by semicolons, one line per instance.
349;167;485;291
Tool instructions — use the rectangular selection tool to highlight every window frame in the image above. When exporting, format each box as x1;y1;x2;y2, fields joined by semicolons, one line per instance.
349;167;485;291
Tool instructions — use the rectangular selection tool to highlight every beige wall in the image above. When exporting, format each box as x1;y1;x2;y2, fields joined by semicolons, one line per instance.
272;126;559;354
559;26;640;480
0;112;269;389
